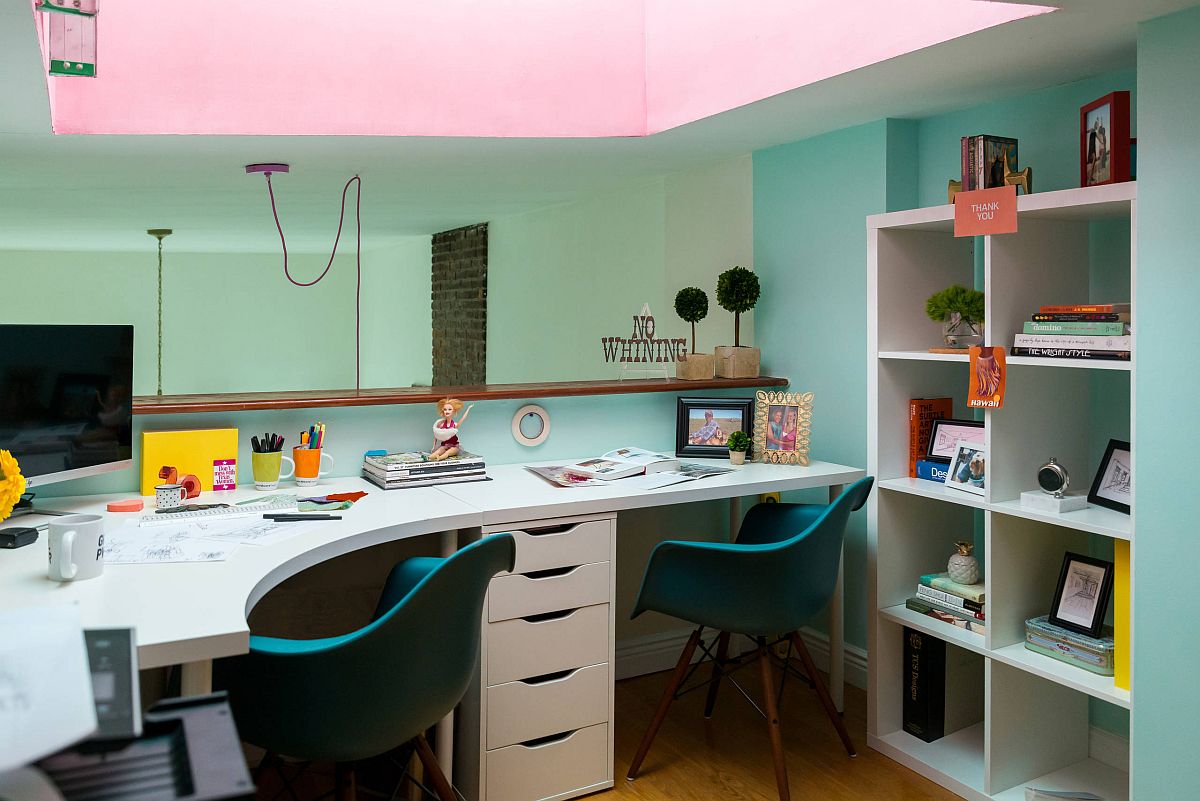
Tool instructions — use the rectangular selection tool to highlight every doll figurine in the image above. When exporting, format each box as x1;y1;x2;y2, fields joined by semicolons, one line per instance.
431;397;474;461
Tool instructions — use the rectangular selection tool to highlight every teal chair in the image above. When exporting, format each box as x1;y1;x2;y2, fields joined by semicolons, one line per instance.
216;534;515;801
626;477;873;801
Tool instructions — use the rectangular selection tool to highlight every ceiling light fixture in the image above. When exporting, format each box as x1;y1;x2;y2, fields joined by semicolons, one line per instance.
245;164;364;391
147;228;172;396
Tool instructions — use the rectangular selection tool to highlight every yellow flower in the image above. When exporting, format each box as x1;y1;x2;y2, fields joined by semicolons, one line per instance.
0;449;26;522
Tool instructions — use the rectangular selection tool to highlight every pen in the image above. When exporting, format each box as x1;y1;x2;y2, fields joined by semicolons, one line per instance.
264;513;342;521
251;435;261;453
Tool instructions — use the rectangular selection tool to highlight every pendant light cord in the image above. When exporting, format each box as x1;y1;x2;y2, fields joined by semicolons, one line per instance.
156;236;164;396
263;173;363;390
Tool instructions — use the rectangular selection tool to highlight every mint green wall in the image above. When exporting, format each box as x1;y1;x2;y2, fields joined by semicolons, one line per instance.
915;70;1136;207
487;157;753;382
1133;8;1200;795
0;245;431;395
754;121;892;650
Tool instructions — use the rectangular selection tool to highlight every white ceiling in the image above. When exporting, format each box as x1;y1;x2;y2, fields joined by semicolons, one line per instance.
0;0;1190;253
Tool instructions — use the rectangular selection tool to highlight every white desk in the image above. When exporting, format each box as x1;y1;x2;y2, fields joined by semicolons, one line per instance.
0;459;863;799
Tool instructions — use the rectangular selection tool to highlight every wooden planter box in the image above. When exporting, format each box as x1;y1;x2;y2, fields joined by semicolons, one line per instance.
714;346;760;379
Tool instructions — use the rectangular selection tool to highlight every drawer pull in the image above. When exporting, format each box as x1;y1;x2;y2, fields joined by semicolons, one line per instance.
522;565;581;580
519;668;577;686
517;729;578;749
521;608;578;624
522;523;577;537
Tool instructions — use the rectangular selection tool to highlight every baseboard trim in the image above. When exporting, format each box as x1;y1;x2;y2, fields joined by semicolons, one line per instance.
1089;725;1129;770
615;626;868;689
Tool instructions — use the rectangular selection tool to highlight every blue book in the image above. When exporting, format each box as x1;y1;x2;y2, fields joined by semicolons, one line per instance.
915;459;948;483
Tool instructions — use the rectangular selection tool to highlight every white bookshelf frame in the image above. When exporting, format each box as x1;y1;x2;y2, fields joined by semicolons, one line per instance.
866;183;1136;801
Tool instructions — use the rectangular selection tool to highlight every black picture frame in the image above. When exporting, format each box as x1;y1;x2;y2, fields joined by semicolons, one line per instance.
1088;438;1132;515
1048;551;1114;639
675;396;754;459
925;418;985;464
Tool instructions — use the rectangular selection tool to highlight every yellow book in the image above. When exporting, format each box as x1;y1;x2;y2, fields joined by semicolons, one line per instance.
140;429;239;496
1114;539;1130;691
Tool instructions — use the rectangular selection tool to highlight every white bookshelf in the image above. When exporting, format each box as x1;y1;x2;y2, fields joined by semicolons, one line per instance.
866;183;1135;801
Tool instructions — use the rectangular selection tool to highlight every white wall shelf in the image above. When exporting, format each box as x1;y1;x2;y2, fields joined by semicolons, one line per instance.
867;182;1136;801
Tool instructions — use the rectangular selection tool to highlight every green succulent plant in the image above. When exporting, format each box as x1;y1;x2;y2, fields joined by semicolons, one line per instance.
716;266;760;347
674;287;709;354
925;285;985;323
727;430;751;453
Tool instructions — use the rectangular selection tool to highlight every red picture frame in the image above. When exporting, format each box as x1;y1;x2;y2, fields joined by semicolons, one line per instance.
1080;91;1131;187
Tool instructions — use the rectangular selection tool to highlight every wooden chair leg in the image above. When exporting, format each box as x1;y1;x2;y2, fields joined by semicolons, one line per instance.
626;627;703;780
334;763;357;801
703;631;731;719
758;641;791;801
790;632;856;757
414;732;457;801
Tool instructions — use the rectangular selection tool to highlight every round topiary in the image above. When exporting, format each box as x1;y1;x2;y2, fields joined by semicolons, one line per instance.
716;266;760;347
674;287;709;353
925;284;985;323
727;430;751;452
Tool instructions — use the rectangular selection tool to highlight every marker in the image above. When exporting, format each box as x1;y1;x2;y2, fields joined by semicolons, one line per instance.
264;513;342;521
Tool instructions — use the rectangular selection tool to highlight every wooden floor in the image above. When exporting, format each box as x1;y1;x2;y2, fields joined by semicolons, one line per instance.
253;665;961;801
611;667;961;801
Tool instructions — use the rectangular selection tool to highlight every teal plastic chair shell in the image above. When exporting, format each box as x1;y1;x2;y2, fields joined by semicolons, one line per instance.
216;534;515;763
631;477;873;637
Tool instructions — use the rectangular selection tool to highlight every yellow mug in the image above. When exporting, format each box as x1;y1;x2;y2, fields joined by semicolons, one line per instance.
293;447;334;487
252;451;295;491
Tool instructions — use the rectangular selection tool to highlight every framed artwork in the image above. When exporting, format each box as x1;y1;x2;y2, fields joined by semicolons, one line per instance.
1088;438;1131;514
752;390;813;466
1080;91;1131;187
926;419;985;464
675;397;754;459
1049;551;1114;638
944;440;986;496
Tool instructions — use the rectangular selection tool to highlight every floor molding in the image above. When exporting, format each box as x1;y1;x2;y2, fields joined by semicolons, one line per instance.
615;626;868;690
1089;725;1129;770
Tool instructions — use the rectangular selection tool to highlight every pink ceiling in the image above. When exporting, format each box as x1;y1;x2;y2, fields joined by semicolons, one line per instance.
39;0;1053;138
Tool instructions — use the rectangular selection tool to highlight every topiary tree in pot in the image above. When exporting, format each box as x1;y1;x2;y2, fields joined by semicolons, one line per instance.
673;287;715;380
714;266;762;378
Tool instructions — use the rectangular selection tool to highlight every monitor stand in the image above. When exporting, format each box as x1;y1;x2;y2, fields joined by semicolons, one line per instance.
8;494;70;520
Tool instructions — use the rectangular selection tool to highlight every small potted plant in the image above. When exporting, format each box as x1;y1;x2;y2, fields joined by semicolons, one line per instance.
674;286;715;380
926;284;985;349
714;266;761;378
726;430;751;465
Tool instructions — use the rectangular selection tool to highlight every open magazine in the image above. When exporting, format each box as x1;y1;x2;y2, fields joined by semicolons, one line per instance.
527;457;733;489
561;447;679;480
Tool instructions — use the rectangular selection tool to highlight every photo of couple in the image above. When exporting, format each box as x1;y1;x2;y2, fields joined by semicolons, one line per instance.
765;404;801;452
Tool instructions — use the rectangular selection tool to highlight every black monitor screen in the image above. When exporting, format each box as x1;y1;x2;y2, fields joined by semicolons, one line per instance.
0;325;134;485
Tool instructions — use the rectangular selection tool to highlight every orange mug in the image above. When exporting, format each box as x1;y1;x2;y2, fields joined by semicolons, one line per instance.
293;446;334;487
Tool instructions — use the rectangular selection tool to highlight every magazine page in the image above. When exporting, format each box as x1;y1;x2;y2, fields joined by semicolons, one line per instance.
622;461;735;490
601;446;676;466
525;465;605;488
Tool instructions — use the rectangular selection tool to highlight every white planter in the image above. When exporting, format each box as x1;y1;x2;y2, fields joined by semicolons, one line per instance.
729;451;747;466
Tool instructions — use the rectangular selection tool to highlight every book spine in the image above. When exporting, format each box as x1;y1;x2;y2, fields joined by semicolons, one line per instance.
908;398;952;478
1032;312;1128;322
1038;304;1129;313
924;575;986;603
1022;321;1127;336
1013;334;1130;350
916;584;984;614
915;459;948;483
960;136;969;188
974;136;985;191
908;600;988;635
1011;347;1131;361
902;626;946;743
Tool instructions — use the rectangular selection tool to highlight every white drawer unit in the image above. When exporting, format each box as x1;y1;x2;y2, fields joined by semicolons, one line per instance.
486;663;610;750
488;561;611;623
457;514;616;801
484;723;610;801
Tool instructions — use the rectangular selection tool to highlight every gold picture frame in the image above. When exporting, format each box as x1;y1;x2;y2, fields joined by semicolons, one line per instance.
752;390;814;466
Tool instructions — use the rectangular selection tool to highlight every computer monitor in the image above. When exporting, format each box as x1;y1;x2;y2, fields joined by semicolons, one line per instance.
0;324;134;489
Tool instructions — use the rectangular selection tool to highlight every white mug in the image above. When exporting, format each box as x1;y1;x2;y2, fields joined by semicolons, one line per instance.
156;483;186;509
47;514;105;582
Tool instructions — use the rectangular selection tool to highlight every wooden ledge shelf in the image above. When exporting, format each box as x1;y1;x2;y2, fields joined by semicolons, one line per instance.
133;376;790;415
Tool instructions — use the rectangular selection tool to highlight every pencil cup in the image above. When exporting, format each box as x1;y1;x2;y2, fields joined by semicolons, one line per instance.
252;451;295;491
293;447;334;487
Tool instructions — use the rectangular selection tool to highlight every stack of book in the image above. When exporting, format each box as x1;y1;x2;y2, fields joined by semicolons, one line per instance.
906;572;987;635
960;134;1018;190
362;451;487;490
1011;303;1131;361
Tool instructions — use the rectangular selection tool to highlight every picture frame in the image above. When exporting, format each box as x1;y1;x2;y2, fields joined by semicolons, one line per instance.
1049;551;1114;638
944;440;986;496
1080;91;1131;187
1088;438;1132;514
926;418;985;464
675;396;754;459
752;390;813;466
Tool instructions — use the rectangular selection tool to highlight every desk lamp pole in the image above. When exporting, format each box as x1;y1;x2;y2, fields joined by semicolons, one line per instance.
148;229;172;396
